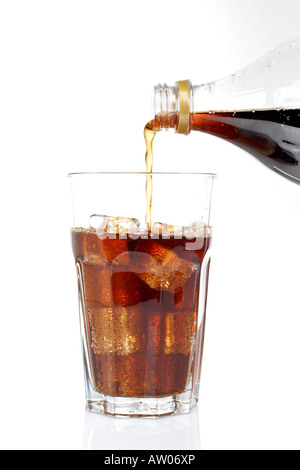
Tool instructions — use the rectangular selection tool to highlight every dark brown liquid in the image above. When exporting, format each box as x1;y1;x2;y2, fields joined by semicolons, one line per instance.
146;109;300;185
72;228;211;398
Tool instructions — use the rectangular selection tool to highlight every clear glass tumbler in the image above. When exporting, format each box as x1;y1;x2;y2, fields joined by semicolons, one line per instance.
69;172;215;418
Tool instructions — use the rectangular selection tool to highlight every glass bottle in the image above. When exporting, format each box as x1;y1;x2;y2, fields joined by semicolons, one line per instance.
153;37;300;185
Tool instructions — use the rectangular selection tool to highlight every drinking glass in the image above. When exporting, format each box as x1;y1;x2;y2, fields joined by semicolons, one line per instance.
69;172;215;418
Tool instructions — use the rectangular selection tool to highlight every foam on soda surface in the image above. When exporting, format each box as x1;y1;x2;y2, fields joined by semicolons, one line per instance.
86;214;211;238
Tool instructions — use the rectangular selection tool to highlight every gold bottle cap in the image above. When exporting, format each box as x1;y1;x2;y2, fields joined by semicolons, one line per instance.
177;80;191;135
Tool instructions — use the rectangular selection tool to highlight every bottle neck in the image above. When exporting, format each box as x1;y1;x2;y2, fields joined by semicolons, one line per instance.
153;81;193;135
154;37;300;133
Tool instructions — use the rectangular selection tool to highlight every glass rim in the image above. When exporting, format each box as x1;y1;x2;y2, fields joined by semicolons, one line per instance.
68;171;217;178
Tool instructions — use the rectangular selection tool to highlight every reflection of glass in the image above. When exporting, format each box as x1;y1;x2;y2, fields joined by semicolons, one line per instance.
70;173;215;417
83;407;201;450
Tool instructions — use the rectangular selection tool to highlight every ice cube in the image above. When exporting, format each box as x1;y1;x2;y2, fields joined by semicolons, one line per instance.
73;228;132;266
90;215;140;237
151;222;191;240
151;222;173;239
89;215;106;231
139;354;190;397
134;239;196;294
164;310;197;355
88;306;146;355
149;221;211;240
83;267;114;307
173;273;200;310
102;238;132;265
146;311;164;356
111;271;158;306
183;221;211;239
93;353;147;397
150;222;183;239
72;228;108;266
143;307;197;355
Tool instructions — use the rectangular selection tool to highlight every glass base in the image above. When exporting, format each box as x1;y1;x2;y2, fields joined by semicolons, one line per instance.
87;393;198;418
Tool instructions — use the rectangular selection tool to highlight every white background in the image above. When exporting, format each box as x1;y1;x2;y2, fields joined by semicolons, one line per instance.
0;0;300;450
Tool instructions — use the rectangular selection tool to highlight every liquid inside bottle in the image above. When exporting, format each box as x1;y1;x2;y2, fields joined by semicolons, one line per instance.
148;38;300;186
148;109;300;184
192;109;300;183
